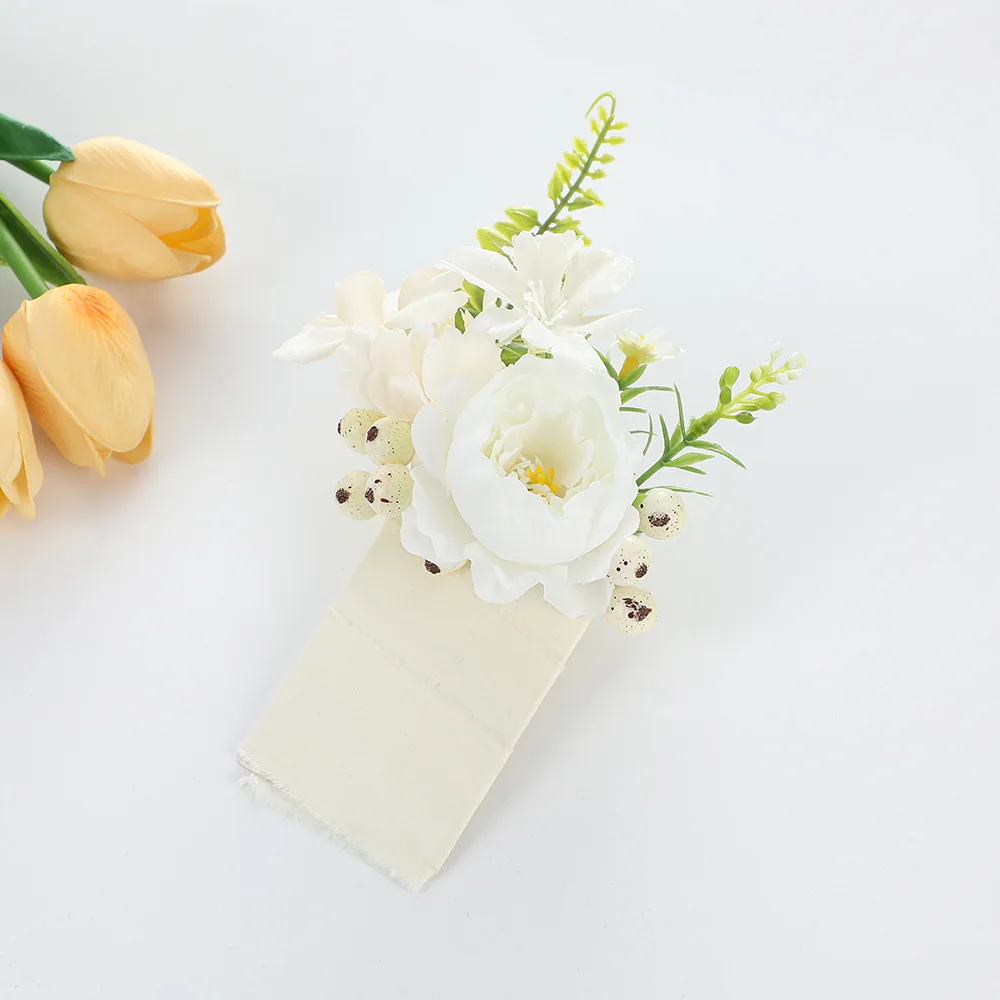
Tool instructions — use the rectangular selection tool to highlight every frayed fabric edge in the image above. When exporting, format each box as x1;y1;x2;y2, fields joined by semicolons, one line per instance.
236;752;436;893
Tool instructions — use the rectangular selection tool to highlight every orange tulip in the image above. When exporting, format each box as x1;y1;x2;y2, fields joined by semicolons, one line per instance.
0;357;43;518
43;137;225;282
2;285;154;473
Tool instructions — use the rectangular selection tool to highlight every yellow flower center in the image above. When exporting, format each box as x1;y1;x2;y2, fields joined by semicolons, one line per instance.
516;461;564;500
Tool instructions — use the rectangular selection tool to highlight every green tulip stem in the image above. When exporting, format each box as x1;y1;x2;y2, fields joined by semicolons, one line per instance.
0;209;48;299
11;159;55;183
0;189;85;287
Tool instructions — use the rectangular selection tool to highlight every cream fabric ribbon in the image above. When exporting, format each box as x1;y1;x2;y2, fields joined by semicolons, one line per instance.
239;523;588;891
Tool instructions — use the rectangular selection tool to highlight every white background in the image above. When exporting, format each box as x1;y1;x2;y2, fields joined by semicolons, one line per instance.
1;0;998;996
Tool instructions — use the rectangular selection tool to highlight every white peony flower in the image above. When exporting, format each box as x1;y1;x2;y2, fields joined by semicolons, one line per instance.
445;232;636;359
400;352;639;618
274;267;468;419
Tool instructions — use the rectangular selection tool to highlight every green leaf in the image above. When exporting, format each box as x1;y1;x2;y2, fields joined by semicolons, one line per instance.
657;485;713;497
620;405;647;414
567;197;596;211
620;384;674;403
476;228;509;253
564;151;582;169
551;217;580;233
594;350;620;381
582;188;604;206
674;384;687;441
573;136;589;155
605;135;627;146
590;168;606;180
667;453;713;468
463;280;485;313
547;171;563;201
505;207;538;229
736;412;756;424
643;411;655;456
0;112;74;162
686;440;746;468
556;162;572;184
494;221;520;239
618;363;647;388
658;413;671;449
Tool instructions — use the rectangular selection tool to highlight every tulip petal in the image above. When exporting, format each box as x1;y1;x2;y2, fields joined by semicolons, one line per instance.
113;417;153;465
56;137;220;207
0;360;43;507
4;288;154;468
93;189;200;236
44;182;188;282
3;307;109;473
0;490;8;518
180;213;226;270
0;362;21;485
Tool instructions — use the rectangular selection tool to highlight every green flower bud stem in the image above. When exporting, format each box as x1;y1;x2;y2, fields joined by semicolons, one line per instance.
11;159;55;183
0;206;47;298
0;188;85;288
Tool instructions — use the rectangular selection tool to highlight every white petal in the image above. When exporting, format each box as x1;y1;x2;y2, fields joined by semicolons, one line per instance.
506;231;579;316
444;246;524;305
400;502;467;571
422;326;502;412
410;404;450;480
465;305;527;344
542;576;612;618
562;247;634;312
466;543;541;604
273;315;346;362
386;289;468;329
334;271;387;329
566;507;640;583
409;466;474;565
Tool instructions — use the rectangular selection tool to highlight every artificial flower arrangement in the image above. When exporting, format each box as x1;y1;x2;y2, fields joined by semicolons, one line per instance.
277;93;805;635
0;112;225;519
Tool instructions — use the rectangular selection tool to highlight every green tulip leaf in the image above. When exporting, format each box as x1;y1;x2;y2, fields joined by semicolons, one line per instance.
0;112;74;162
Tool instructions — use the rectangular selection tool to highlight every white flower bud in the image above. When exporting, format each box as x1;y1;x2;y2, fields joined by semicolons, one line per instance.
606;585;658;635
366;417;415;466
335;470;377;520
365;464;413;518
786;352;807;370
338;408;383;454
607;535;652;586
637;488;686;539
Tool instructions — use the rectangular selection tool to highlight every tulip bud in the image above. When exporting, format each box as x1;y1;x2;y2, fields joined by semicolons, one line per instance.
43;137;225;282
2;285;155;473
0;359;43;519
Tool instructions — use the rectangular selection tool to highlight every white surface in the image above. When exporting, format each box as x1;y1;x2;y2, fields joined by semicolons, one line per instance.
1;0;998;996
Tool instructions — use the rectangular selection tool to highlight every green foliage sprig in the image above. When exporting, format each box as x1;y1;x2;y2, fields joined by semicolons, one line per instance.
622;345;806;494
475;92;627;255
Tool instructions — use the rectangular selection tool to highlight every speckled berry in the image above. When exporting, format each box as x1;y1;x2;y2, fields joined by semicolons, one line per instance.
366;464;413;518
607;535;652;586
606;585;658;635
335;470;376;520
365;418;414;466
338;408;383;454
637;488;687;540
